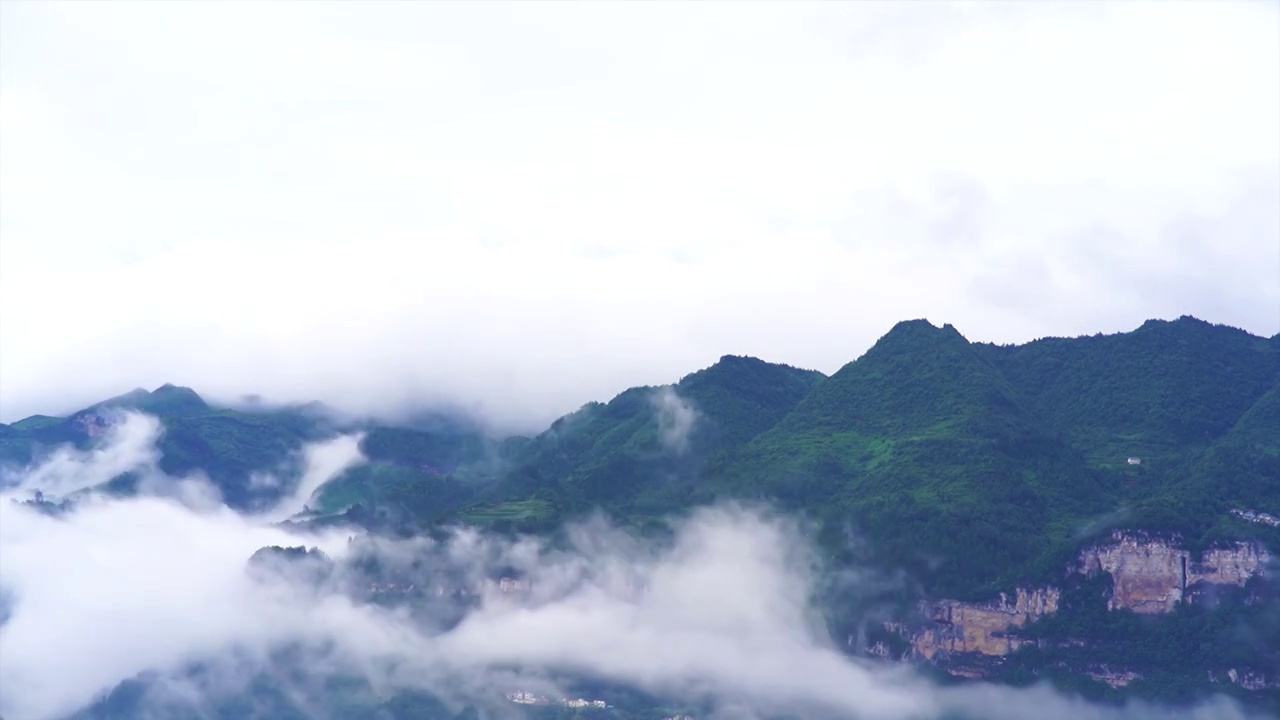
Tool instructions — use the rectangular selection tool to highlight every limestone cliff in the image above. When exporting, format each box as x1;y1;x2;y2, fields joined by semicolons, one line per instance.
1192;544;1272;586
894;530;1272;679
910;587;1060;660
1077;531;1272;614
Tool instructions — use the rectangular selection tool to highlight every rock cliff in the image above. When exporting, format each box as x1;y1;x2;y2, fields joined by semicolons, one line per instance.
1077;531;1272;614
910;587;1060;659
894;531;1272;677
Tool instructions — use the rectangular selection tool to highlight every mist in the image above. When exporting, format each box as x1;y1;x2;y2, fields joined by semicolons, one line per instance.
263;433;367;521
653;387;699;455
0;416;1270;720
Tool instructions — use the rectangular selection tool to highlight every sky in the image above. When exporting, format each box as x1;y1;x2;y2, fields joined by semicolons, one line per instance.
0;415;1270;720
1;0;1278;429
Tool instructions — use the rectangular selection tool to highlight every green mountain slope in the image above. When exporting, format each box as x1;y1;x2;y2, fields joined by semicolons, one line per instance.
472;355;825;529
6;316;1279;715
1139;377;1280;545
715;320;1112;598
0;385;332;508
309;423;505;523
7;318;1273;578
1;386;505;520
975;316;1280;468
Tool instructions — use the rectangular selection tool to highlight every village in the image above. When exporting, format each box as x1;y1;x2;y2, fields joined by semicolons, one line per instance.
505;691;608;709
1229;508;1280;528
504;691;697;719
365;577;533;597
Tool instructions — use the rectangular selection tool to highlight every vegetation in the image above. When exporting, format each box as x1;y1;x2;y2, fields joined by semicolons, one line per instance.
8;315;1279;715
976;317;1279;466
709;320;1114;598
476;354;823;526
8;317;1276;583
998;571;1280;713
0;384;333;508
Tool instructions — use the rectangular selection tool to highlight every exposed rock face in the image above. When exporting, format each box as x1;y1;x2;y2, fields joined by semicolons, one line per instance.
910;587;1060;659
1077;531;1272;614
1193;545;1272;586
75;412;111;438
898;531;1273;680
1077;533;1188;613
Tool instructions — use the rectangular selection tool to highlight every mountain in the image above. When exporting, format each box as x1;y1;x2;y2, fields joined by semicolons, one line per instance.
2;385;334;508
712;320;1112;598
307;423;504;527
975;316;1280;467
1152;376;1280;544
468;355;824;530
7;316;1280;714
93;383;213;417
966;317;1280;544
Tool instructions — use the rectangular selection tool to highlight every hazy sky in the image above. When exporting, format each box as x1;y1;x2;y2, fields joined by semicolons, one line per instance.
1;1;1277;429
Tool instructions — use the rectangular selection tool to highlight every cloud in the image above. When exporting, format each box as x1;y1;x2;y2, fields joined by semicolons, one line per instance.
263;433;367;521
0;424;1272;720
1;411;162;497
652;386;698;455
1;1;1276;429
0;410;366;518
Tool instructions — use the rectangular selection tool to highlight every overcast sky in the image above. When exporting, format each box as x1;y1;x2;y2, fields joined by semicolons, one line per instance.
1;0;1277;429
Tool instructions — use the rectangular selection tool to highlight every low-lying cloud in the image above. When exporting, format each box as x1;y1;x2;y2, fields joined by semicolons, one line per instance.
1;411;163;497
652;386;699;455
265;433;367;521
0;417;1271;720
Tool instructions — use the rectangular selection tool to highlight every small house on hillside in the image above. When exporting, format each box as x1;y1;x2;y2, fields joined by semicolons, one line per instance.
1127;457;1142;465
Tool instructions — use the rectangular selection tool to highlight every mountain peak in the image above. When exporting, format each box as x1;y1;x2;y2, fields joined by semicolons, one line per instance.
1136;315;1241;334
716;353;764;365
884;318;965;337
77;383;209;417
702;354;788;377
679;354;825;392
1139;315;1204;330
784;316;1033;442
868;318;970;358
152;383;202;398
147;384;210;414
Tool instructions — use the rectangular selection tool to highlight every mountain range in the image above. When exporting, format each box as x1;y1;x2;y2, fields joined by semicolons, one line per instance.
3;315;1278;716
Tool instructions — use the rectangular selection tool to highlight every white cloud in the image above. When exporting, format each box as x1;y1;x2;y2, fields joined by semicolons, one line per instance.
2;411;163;496
652;386;698;455
0;1;1275;429
263;433;367;521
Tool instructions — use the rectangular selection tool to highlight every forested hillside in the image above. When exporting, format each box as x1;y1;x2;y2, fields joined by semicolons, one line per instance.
6;316;1276;588
468;354;824;529
6;316;1279;714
